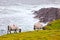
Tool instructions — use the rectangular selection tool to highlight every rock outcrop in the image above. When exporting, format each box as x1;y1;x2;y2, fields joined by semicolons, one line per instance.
33;7;60;22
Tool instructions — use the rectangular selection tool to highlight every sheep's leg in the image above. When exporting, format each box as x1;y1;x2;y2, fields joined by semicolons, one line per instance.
10;30;11;34
19;29;21;32
7;30;11;34
34;27;36;30
14;29;17;33
34;25;36;30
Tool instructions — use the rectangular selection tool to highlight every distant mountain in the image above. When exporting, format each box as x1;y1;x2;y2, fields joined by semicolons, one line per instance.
0;0;60;6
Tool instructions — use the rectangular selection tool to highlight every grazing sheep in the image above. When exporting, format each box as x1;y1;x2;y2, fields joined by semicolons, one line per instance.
7;24;21;34
34;21;48;30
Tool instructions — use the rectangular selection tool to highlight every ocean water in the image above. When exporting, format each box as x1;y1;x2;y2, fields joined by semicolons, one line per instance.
0;4;59;35
0;5;40;35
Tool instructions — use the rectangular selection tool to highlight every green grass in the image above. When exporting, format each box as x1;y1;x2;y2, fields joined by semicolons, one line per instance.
0;19;60;40
0;30;60;40
44;19;60;30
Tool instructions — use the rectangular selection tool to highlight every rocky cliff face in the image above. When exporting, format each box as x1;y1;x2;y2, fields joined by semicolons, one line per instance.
34;7;60;22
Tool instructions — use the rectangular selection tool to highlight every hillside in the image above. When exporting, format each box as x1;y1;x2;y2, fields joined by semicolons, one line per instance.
44;19;60;30
0;19;60;40
0;30;60;40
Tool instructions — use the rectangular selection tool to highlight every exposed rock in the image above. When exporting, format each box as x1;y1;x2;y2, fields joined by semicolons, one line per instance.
33;7;60;22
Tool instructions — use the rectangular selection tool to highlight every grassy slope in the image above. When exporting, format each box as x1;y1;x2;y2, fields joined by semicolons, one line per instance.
44;19;60;30
0;19;60;40
0;30;60;40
